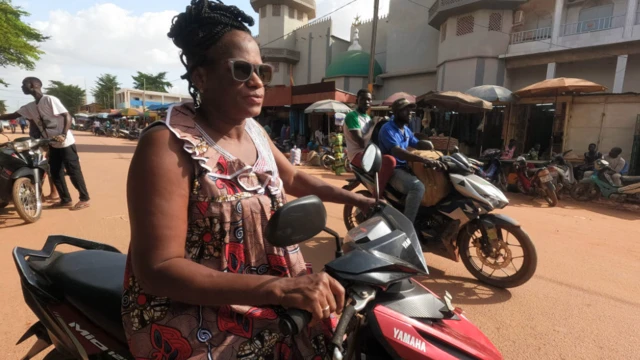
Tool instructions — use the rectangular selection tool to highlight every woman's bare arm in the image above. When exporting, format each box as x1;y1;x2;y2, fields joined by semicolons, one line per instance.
269;139;373;208
127;127;344;319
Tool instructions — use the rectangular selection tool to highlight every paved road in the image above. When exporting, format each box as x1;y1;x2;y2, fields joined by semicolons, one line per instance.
1;131;639;359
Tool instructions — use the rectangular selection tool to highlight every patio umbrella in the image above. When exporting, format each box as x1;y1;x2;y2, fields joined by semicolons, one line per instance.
515;78;606;157
304;100;351;114
382;92;416;106
514;78;606;97
416;91;493;113
465;85;516;104
416;91;492;154
119;108;143;117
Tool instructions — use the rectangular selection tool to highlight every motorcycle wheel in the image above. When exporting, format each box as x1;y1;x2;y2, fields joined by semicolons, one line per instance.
343;190;373;231
344;157;352;173
321;154;332;170
12;177;42;223
496;172;508;192
459;222;537;288
516;180;527;194
544;186;558;207
570;182;600;202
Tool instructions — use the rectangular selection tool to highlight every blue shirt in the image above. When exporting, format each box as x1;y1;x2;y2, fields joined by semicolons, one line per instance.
378;120;419;168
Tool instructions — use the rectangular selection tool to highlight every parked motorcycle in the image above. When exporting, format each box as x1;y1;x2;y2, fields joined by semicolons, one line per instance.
0;136;50;223
513;156;558;207
320;146;350;171
477;149;507;191
13;189;503;359
570;159;640;203
547;150;576;198
343;145;537;288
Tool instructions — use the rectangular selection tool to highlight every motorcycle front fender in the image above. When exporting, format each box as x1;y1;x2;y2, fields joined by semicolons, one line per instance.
10;167;45;181
479;213;521;228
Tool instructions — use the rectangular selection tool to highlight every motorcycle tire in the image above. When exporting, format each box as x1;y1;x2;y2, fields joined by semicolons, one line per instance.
516;180;527;194
321;154;332;170
343;190;373;231
12;177;42;223
458;222;537;288
570;182;600;202
544;187;558;207
344;157;352;173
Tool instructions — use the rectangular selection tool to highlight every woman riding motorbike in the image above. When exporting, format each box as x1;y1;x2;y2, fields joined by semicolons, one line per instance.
122;2;374;359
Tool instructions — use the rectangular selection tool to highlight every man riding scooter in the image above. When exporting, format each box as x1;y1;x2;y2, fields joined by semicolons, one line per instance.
378;98;445;223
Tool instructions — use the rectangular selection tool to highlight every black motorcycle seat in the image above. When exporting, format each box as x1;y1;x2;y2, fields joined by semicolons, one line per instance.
30;250;126;343
621;176;640;184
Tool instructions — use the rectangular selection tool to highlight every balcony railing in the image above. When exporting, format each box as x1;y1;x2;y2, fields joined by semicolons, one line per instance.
561;14;626;36
510;27;552;44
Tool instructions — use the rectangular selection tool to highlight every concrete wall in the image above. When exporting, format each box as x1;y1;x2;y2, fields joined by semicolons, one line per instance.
351;14;389;70
437;9;513;64
565;94;640;160
506;64;547;91
562;0;627;25
440;58;477;91
622;53;640;92
292;18;334;85
380;74;437;99
556;57;618;92
385;0;439;73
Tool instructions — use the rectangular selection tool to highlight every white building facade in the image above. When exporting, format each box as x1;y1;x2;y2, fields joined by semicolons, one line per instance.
252;0;640;97
115;88;189;110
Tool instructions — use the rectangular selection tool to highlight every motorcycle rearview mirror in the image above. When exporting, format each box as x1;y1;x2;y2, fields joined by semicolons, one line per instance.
362;144;382;203
264;196;327;248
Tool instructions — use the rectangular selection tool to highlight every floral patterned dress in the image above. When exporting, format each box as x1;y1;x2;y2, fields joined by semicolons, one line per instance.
122;103;332;360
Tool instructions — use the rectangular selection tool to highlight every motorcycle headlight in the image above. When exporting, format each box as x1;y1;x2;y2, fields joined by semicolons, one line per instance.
344;217;392;244
483;193;508;209
11;139;36;152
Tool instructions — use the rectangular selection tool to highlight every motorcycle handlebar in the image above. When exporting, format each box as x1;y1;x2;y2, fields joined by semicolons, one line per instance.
279;309;312;336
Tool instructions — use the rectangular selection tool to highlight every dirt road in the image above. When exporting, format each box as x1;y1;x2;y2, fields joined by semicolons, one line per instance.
1;131;639;359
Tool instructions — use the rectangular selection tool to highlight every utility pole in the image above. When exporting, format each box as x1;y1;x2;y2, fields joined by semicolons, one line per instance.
143;78;146;122
113;86;116;110
367;0;380;97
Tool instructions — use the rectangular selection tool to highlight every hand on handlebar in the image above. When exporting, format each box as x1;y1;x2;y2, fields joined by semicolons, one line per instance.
270;272;345;323
422;158;448;171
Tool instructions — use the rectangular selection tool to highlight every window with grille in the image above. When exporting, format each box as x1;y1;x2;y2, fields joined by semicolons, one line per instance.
272;4;281;16
297;11;304;20
260;7;266;18
489;13;503;32
456;15;474;36
440;22;447;42
289;7;295;18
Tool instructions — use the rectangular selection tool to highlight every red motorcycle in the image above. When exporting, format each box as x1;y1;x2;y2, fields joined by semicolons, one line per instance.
14;153;502;360
513;156;558;207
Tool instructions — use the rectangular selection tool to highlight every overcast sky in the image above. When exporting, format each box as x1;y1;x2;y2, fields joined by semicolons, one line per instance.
1;0;390;113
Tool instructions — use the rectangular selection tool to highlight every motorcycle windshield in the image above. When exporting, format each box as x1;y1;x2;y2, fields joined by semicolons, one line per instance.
328;205;428;284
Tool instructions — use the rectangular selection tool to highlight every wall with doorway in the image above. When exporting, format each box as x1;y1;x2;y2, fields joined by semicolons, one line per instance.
565;94;640;161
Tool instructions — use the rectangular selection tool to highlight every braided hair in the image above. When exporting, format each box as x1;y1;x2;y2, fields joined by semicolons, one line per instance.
168;0;255;106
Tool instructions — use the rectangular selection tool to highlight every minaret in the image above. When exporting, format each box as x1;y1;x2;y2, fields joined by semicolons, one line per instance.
348;28;362;51
251;0;316;85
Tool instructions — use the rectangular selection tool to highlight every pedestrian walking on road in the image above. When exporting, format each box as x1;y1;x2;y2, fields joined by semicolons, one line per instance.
0;77;91;210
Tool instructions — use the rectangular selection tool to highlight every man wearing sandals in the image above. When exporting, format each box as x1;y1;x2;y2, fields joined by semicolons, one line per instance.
2;77;91;210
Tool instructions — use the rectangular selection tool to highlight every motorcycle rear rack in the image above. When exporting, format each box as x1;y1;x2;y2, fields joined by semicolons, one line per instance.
13;235;121;301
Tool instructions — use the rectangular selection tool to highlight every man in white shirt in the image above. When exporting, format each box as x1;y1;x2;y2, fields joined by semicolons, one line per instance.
0;77;91;210
604;147;625;186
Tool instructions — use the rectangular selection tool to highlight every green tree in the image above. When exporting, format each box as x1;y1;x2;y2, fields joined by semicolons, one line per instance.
46;81;85;113
0;100;6;114
0;0;49;87
91;73;120;109
132;71;172;93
